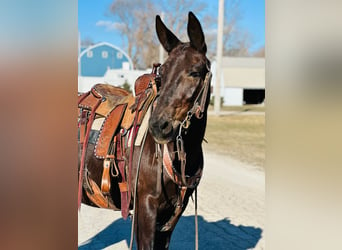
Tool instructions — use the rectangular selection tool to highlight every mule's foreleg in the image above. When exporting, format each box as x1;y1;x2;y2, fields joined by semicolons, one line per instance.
135;194;159;250
154;231;172;250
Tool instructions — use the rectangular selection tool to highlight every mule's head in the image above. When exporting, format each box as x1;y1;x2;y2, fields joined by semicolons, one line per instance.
149;12;210;144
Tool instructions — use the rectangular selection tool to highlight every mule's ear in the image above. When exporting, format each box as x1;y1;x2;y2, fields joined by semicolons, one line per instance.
156;15;180;53
187;11;207;54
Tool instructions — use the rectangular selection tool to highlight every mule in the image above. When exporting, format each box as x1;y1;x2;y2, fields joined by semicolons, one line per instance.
79;12;211;249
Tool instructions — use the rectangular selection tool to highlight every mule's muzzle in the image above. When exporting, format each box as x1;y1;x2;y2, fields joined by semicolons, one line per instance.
149;115;174;144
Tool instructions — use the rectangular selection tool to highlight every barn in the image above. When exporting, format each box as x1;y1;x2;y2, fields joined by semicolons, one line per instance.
212;57;265;106
78;42;133;77
78;42;137;92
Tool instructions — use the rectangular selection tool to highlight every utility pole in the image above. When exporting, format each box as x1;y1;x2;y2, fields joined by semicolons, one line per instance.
159;12;165;64
214;0;224;115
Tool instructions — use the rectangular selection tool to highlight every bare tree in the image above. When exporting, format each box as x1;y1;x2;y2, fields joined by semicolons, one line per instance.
81;37;95;47
107;0;158;69
252;46;265;57
159;0;207;40
106;0;253;68
224;30;252;56
107;0;214;69
222;0;252;57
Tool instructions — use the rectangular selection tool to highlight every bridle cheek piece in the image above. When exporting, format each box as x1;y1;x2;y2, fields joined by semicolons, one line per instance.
153;62;212;188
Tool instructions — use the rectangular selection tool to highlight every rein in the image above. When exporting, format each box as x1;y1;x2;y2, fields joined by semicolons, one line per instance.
158;66;212;250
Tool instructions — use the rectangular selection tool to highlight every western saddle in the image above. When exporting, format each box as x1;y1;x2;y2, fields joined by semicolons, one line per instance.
78;64;160;219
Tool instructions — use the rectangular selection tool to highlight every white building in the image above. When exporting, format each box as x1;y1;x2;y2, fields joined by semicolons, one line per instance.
212;57;265;106
78;68;150;94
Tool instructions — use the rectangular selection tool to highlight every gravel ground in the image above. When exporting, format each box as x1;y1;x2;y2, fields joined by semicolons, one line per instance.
78;151;265;250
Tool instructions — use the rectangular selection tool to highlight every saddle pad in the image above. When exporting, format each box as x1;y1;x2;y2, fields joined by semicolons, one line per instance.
94;104;127;159
91;117;105;131
134;105;151;146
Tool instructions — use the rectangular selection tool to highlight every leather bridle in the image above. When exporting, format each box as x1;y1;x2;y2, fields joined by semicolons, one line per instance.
156;63;211;250
162;64;212;188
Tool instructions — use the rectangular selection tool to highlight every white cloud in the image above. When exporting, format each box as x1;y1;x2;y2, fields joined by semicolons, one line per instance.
96;20;125;31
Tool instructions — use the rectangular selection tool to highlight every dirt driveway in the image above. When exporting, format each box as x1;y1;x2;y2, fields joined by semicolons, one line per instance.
78;151;265;249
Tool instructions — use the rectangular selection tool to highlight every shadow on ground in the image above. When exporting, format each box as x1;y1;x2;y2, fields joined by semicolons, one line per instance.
78;216;262;250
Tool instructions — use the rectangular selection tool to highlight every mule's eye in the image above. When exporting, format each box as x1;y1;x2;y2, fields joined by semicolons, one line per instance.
189;72;201;78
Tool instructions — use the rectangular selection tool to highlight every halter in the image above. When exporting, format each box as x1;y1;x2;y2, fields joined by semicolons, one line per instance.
155;64;211;246
166;65;212;188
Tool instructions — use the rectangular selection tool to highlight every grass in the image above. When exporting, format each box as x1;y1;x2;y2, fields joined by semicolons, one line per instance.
203;113;265;168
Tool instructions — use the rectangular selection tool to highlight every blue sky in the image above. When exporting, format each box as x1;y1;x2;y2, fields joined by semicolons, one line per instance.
78;0;264;52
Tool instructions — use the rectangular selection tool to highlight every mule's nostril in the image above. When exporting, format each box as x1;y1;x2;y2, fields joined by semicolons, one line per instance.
160;121;169;130
159;120;172;135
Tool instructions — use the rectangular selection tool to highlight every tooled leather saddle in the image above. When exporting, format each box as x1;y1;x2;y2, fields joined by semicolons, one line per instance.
78;65;160;219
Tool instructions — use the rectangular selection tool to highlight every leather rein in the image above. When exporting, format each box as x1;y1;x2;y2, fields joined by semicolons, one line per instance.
156;64;211;250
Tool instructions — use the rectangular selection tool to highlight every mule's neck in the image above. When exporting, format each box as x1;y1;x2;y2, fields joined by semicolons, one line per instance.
184;112;207;146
